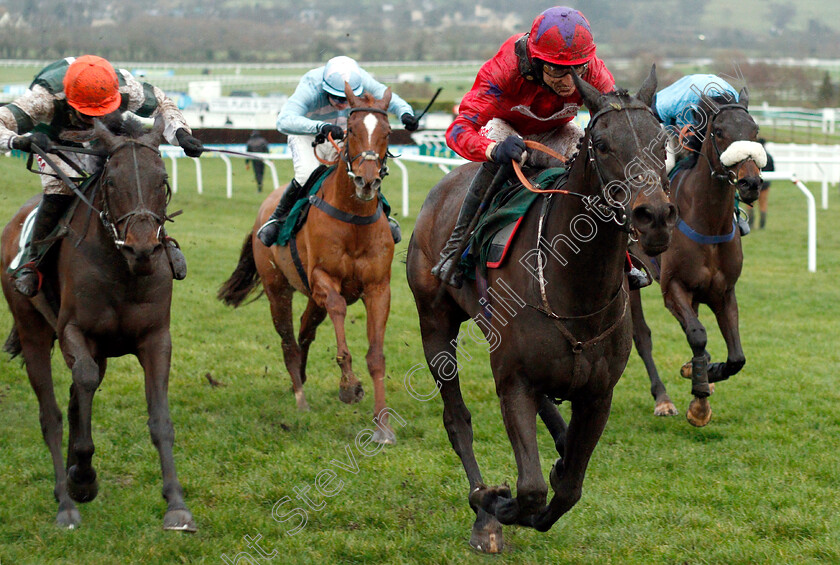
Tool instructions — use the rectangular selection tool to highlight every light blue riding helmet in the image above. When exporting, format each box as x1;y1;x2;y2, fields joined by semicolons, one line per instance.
322;56;364;97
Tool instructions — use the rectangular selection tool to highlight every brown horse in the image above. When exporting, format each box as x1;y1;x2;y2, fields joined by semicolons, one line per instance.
218;85;397;443
1;119;194;530
406;68;677;552
630;91;764;425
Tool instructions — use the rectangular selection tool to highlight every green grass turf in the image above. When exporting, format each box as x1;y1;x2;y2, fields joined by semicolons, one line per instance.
0;152;838;564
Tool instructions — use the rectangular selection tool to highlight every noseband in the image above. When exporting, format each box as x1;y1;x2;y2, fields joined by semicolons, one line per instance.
341;107;391;180
704;104;756;185
99;140;169;248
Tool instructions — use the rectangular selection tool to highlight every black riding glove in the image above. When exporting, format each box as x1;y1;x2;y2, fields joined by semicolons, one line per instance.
401;113;419;132
490;135;527;165
175;128;204;158
10;132;52;153
314;123;345;145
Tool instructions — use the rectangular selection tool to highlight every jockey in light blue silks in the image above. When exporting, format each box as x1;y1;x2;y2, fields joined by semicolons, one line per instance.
651;74;767;235
257;56;417;246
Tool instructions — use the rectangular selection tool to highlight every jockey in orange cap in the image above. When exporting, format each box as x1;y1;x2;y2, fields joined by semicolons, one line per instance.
433;7;635;288
0;55;203;296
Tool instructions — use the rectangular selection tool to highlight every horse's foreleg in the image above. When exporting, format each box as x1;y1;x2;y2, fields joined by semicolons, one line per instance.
297;299;327;388
265;274;308;411
489;383;545;526
18;315;79;527
362;283;394;444
137;329;196;532
537;395;567;458
708;289;745;383
310;269;362;404
630;289;677;416
60;323;101;504
530;391;613;532
664;282;712;426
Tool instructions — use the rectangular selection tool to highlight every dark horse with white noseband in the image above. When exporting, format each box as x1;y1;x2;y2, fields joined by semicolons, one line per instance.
630;90;764;425
219;85;398;443
406;68;677;552
1;118;194;530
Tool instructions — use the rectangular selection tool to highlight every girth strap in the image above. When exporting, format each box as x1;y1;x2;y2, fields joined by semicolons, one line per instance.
308;195;383;225
289;236;310;293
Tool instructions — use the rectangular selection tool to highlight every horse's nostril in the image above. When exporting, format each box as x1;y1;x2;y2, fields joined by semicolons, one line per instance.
632;205;654;227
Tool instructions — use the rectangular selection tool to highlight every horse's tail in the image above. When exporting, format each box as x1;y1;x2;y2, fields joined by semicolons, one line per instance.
3;323;22;359
217;231;263;307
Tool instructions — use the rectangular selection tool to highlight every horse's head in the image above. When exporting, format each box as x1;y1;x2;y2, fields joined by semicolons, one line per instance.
93;118;170;276
574;66;677;256
698;89;765;205
342;83;392;201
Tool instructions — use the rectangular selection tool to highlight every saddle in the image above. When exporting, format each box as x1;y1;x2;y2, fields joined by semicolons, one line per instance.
461;167;568;278
274;165;392;247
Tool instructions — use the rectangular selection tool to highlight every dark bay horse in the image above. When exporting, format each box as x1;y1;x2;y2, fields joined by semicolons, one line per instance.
218;85;397;443
406;68;677;552
630;90;764;425
1;119;194;530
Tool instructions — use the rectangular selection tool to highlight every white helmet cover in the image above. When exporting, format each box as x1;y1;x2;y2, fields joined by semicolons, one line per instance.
322;56;363;97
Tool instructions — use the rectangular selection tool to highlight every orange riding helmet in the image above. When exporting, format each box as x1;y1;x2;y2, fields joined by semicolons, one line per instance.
527;7;596;66
63;55;121;116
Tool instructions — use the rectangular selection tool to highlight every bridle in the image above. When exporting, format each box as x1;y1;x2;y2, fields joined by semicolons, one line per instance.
585;102;662;232
316;107;392;181
684;103;754;185
98;140;171;249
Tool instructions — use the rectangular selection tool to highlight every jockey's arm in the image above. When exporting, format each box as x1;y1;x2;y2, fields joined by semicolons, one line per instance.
0;85;57;150
276;72;329;136
117;70;190;145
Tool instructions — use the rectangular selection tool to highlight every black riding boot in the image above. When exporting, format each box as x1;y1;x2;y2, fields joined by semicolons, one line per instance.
14;193;74;297
257;179;306;247
431;162;499;288
625;253;651;290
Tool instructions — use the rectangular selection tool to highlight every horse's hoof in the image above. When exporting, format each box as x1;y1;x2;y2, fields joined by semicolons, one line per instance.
164;508;197;532
338;382;364;404
294;391;310;412
56;507;82;529
372;426;396;445
654;400;679;416
469;509;503;554
67;466;98;503
494;496;520;525
686;397;712;427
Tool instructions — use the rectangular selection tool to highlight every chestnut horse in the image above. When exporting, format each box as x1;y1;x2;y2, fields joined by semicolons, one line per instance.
218;86;397;443
406;68;677;552
630;90;764;425
1;119;194;530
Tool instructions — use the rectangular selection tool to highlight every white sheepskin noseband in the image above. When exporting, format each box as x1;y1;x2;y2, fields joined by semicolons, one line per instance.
720;140;767;168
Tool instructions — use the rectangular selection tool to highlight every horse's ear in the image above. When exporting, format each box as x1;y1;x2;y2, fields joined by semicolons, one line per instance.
344;81;359;106
636;64;657;107
572;71;602;114
738;86;749;110
93;119;119;151
139;115;166;148
378;87;392;110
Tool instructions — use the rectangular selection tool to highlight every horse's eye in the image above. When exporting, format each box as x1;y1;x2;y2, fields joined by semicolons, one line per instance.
595;141;608;152
714;128;723;137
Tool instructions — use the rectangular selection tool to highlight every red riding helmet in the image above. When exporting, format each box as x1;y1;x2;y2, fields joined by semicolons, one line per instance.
63;55;121;116
527;7;596;66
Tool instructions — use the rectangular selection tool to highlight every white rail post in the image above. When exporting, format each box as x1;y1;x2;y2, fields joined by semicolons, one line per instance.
168;155;178;194
193;157;203;195
391;158;410;218
263;157;281;190
219;153;233;198
791;174;817;273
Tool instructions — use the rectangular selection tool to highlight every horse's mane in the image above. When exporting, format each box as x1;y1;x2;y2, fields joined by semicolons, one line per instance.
355;92;378;107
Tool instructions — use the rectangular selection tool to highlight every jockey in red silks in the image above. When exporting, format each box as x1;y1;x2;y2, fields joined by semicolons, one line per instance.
433;6;631;287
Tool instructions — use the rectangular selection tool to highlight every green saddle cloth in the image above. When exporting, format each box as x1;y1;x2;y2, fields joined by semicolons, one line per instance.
460;166;567;278
275;167;392;247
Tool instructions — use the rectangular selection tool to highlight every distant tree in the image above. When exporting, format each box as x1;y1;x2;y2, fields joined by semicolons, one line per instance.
817;72;836;108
